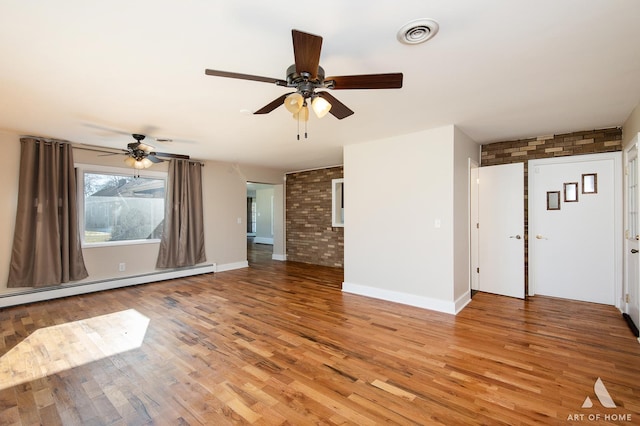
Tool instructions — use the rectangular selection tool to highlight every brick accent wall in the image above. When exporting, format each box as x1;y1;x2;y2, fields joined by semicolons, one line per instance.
480;127;622;291
286;166;344;267
481;128;622;166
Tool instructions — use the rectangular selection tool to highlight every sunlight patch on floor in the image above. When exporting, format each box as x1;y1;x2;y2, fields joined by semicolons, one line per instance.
0;309;149;390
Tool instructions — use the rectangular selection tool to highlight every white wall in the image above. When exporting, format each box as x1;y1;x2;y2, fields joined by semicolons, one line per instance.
255;187;274;244
0;131;20;290
343;125;477;314
0;131;287;298
453;127;480;308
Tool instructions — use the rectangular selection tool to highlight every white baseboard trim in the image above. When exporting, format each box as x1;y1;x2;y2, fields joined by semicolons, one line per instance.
454;290;472;314
342;282;457;315
215;260;249;272
253;237;273;245
0;264;216;309
272;253;287;261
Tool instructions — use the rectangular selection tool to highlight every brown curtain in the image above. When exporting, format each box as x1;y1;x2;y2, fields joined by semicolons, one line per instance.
8;137;88;288
156;159;206;268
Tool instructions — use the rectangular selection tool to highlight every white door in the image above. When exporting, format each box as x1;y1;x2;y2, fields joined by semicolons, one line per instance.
625;141;640;328
529;153;622;305
478;163;525;299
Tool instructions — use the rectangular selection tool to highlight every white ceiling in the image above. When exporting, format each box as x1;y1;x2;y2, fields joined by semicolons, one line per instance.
1;1;639;172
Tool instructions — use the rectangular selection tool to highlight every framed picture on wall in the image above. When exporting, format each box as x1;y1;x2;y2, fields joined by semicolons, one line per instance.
564;182;578;202
547;191;561;210
582;173;597;194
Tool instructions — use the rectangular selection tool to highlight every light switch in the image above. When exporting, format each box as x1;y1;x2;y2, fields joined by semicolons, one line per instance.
434;219;441;228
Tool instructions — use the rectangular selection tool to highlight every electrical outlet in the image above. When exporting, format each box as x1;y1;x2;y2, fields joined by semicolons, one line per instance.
119;262;126;272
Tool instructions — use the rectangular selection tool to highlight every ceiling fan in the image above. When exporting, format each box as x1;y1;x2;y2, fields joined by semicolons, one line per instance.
205;29;403;122
119;133;189;170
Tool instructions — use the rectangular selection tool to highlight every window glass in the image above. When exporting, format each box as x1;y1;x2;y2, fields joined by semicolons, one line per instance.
83;171;165;244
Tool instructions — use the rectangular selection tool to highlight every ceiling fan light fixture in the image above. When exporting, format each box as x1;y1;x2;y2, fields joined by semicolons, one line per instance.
127;156;154;169
284;93;304;113
293;105;309;122
397;19;439;45
124;156;136;167
312;96;332;118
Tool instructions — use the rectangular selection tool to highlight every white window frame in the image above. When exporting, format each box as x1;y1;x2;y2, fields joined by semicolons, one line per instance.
76;163;168;248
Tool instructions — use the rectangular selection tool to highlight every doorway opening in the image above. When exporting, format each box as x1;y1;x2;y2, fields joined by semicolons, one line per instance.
247;182;276;263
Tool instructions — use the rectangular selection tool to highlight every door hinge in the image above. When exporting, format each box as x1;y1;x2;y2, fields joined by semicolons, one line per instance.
476;223;479;229
626;293;630;303
476;267;480;273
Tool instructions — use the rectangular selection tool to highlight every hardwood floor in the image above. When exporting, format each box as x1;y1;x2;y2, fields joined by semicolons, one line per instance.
1;247;639;425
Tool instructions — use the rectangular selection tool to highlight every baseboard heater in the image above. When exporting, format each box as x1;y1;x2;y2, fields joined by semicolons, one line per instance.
0;264;215;308
622;313;640;337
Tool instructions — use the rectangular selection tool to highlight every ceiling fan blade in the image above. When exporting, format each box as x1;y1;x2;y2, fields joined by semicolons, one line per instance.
205;69;286;85
146;154;164;164
254;93;291;115
292;30;322;80
317;92;354;120
154;152;190;160
326;73;403;90
83;123;133;136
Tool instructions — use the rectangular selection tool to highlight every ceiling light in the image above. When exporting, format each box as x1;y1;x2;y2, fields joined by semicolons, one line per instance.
125;156;153;169
135;158;153;169
293;105;309;122
312;96;332;118
397;19;439;45
284;93;304;113
285;92;333;140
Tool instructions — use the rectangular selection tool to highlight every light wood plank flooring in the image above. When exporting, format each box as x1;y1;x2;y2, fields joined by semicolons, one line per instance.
1;246;639;425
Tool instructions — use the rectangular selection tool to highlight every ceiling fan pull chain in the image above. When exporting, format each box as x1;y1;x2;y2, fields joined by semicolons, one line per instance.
305;118;308;139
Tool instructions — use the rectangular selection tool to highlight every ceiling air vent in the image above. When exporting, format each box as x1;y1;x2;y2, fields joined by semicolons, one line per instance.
397;19;439;45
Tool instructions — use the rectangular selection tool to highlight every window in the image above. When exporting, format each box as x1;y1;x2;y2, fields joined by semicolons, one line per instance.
77;165;166;246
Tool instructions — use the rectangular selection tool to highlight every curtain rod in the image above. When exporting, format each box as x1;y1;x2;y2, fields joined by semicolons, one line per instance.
21;135;73;145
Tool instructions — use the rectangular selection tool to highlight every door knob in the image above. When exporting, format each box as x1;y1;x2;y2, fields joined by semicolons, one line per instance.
536;234;548;240
509;235;522;239
632;249;639;254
